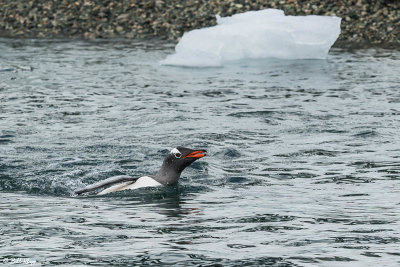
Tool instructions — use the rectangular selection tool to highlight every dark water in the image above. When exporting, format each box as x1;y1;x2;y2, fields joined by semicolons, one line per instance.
1;39;399;266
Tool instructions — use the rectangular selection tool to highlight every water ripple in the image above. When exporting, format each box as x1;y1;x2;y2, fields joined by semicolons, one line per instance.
0;39;399;266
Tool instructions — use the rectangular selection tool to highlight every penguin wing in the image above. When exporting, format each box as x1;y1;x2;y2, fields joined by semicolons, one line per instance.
74;175;139;195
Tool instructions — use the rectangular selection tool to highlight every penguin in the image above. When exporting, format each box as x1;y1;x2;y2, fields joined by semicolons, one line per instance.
75;146;207;195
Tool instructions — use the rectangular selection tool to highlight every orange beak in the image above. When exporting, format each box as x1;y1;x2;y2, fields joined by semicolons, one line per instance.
183;150;207;159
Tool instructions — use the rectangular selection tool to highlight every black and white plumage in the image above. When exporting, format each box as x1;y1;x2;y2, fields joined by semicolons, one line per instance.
75;147;207;195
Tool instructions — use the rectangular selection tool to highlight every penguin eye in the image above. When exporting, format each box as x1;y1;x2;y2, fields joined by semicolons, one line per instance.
174;152;182;158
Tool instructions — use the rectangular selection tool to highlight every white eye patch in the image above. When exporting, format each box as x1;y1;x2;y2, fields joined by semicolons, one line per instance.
170;148;181;154
170;148;182;158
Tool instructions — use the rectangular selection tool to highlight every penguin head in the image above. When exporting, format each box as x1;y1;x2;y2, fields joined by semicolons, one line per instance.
163;146;207;173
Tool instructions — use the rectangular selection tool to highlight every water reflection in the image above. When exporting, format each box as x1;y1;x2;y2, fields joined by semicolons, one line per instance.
96;186;202;218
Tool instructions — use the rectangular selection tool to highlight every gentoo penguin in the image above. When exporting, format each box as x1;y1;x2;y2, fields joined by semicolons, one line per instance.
75;146;207;195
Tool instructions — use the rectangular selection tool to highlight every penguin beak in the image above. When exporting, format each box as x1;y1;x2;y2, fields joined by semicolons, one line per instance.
183;150;207;159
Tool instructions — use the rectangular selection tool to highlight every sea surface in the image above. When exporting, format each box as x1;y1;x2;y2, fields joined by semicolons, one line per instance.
0;39;399;266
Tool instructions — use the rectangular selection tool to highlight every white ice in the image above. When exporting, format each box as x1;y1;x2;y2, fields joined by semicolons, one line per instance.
160;9;341;67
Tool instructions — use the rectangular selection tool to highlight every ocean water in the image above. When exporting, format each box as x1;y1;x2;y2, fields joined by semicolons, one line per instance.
0;39;399;266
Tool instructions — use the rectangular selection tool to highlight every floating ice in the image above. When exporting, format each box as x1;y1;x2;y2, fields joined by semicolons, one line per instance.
160;9;341;67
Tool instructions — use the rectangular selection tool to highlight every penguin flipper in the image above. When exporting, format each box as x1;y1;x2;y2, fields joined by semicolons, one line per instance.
75;175;139;195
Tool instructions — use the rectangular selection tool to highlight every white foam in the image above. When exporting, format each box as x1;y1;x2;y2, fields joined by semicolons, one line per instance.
160;9;341;67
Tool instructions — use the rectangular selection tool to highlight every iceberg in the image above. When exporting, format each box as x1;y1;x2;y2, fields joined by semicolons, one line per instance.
160;9;341;67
